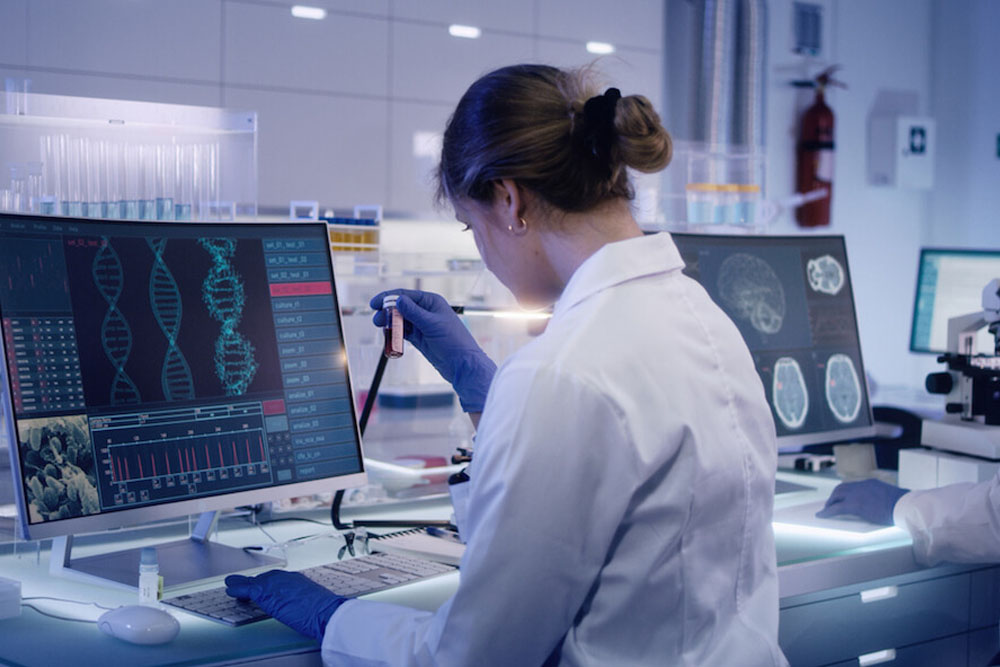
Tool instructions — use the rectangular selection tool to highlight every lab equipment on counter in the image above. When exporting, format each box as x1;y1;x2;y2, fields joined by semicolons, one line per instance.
138;547;161;606
0;212;367;590
901;279;1000;489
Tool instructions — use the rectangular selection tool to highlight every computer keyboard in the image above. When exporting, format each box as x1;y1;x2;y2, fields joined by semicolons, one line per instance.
163;551;457;626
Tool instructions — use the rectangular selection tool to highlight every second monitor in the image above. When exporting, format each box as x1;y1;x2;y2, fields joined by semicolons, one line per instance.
671;233;875;452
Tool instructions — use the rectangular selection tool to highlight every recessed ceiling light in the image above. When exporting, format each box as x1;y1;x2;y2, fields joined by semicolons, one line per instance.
449;24;482;39
291;5;327;20
586;41;615;55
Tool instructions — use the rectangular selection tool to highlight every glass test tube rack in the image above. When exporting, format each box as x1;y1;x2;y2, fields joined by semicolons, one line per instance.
0;91;257;220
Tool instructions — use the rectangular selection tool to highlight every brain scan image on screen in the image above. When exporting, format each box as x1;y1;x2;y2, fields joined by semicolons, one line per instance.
825;353;862;423
772;357;808;429
806;254;845;295
717;253;786;334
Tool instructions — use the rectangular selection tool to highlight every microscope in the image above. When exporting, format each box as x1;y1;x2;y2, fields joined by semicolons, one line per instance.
898;279;1000;489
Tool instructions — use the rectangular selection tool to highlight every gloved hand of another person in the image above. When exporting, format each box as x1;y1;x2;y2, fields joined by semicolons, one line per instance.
225;570;347;640
370;289;497;413
815;478;910;526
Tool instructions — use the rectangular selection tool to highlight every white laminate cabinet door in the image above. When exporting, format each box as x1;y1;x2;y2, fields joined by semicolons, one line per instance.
387;99;453;216
537;0;663;51
224;2;389;97
391;21;534;104
27;0;222;82
0;0;27;67
224;87;389;211
391;0;534;35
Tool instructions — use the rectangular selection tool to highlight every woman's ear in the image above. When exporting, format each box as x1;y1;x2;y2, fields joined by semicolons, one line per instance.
491;179;522;223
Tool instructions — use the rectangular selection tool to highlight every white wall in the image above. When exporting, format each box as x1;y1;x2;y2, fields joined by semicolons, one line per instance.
928;0;1000;249
0;0;663;217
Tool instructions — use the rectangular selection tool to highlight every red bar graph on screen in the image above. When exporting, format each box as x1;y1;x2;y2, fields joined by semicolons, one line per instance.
106;429;270;482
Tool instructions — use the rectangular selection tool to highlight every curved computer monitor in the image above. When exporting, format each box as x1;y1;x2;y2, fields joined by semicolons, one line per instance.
0;212;366;547
670;232;875;453
909;247;1000;354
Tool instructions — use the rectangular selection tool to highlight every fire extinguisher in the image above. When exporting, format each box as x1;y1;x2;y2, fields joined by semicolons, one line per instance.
795;66;845;227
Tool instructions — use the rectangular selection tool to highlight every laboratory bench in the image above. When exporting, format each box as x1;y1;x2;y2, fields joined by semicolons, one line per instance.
0;471;996;667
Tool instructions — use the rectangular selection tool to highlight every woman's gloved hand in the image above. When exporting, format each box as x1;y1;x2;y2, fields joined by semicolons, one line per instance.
815;478;910;526
225;570;347;640
370;289;497;413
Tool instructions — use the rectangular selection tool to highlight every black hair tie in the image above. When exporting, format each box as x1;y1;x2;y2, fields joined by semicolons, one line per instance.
581;87;621;165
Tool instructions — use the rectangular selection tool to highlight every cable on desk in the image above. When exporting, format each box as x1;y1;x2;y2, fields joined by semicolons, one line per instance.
253;517;329;527
21;596;115;623
242;524;343;554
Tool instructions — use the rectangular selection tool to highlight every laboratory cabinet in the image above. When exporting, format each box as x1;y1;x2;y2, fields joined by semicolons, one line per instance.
779;564;1000;667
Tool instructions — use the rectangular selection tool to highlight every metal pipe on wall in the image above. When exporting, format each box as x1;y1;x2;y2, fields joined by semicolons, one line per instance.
664;0;767;150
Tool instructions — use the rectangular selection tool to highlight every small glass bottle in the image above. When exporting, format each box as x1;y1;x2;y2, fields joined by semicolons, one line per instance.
138;547;161;605
382;295;404;359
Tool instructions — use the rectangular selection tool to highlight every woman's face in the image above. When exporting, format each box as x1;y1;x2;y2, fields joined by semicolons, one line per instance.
452;195;558;308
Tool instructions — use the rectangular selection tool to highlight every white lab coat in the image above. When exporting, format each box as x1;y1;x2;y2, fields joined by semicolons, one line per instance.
893;470;1000;566
322;233;787;666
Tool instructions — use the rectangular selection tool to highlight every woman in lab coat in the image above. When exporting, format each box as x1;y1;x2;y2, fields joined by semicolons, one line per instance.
227;64;788;666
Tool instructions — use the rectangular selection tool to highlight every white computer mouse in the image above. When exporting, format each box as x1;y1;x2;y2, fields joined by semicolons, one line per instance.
97;604;180;645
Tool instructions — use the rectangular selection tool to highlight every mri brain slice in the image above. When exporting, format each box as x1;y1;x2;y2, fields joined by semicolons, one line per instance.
825;353;862;423
772;357;808;429
806;254;845;295
717;253;786;335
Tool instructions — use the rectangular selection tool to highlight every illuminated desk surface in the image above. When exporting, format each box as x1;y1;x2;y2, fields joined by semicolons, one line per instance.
0;472;939;666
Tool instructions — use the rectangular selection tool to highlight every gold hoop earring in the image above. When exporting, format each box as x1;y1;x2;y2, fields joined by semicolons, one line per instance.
509;217;529;235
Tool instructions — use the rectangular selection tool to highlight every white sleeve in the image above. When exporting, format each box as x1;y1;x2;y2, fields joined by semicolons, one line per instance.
321;363;637;666
893;470;1000;566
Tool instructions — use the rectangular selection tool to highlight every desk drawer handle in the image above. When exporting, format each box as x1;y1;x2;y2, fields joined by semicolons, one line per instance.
859;585;898;603
858;648;896;666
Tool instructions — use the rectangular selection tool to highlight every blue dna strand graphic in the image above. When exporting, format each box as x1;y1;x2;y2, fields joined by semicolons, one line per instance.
148;238;195;401
92;237;141;405
199;238;258;396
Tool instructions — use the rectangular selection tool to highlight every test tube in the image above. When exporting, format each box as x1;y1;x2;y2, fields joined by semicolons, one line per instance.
39;135;61;215
83;140;102;217
65;138;84;217
382;295;404;358
139;145;156;220
8;163;27;212
155;144;174;220
123;144;141;219
25;161;43;214
104;142;121;219
208;142;220;220
175;144;193;221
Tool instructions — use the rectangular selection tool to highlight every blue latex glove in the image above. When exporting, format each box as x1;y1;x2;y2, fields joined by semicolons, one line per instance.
815;479;910;526
225;570;347;640
370;289;497;412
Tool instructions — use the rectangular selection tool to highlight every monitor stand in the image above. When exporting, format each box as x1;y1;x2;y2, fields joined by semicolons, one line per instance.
49;511;282;591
